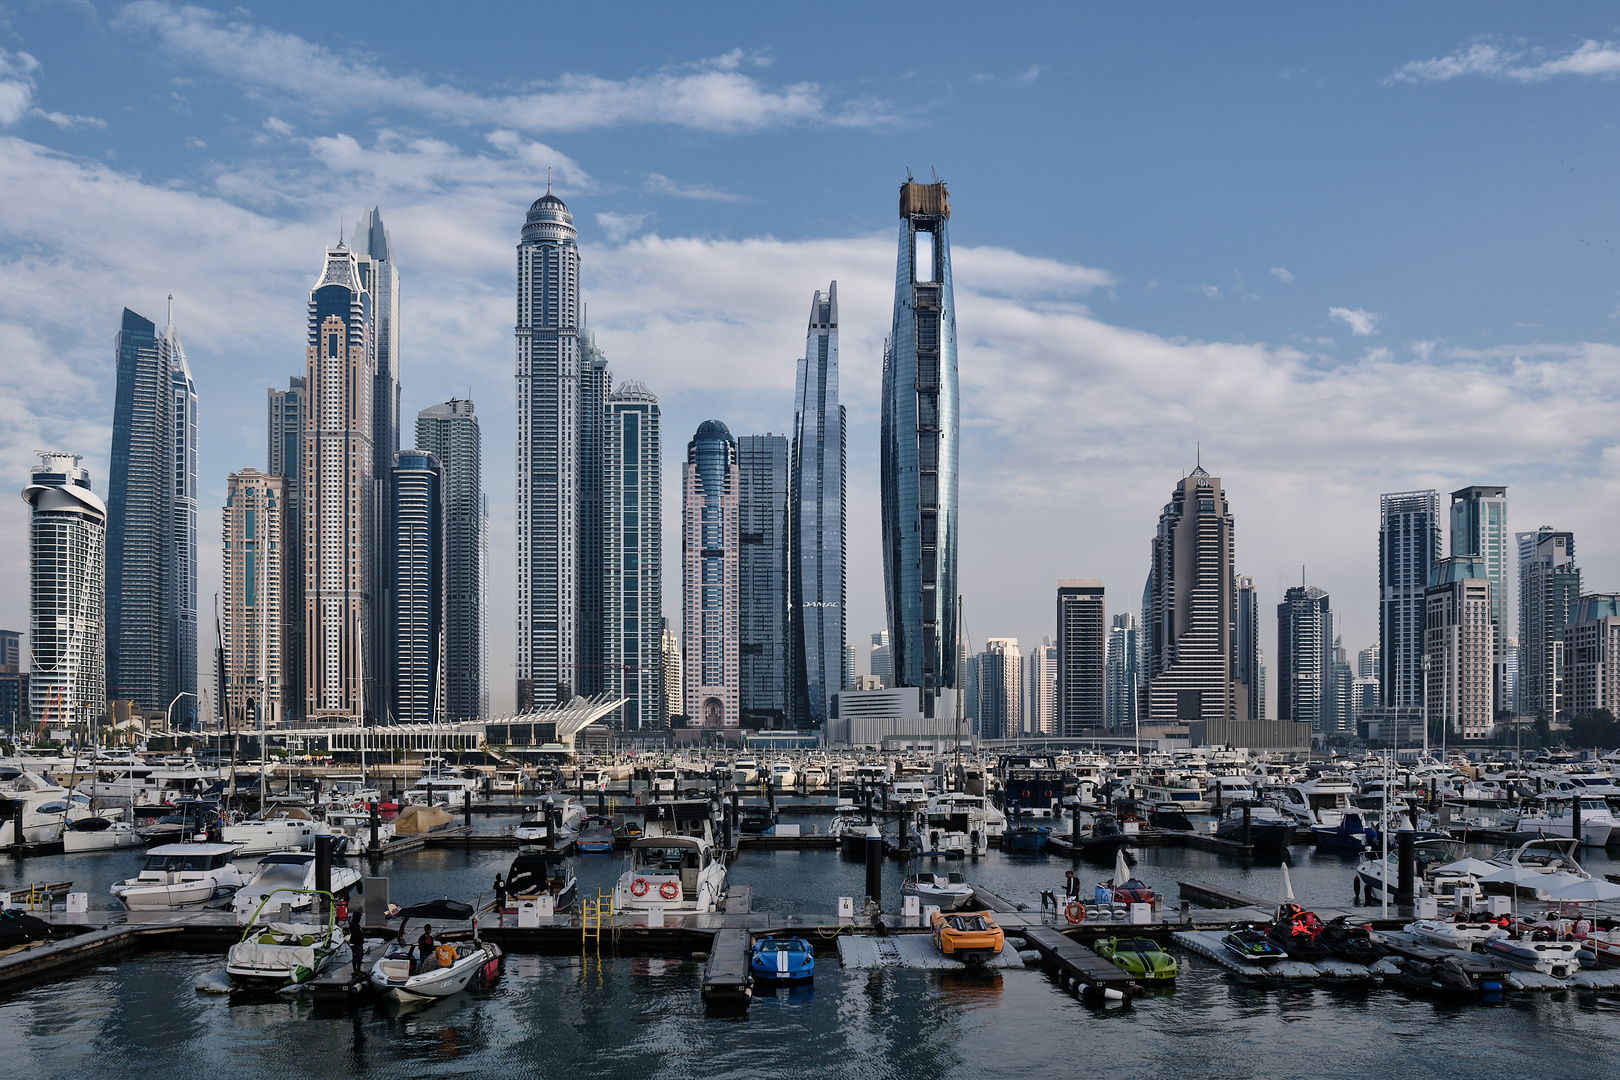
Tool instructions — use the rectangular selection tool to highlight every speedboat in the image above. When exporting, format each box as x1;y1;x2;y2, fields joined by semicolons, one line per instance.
612;835;726;913
1407;918;1510;951
220;810;315;855
1357;838;1479;905
750;936;814;981
1221;927;1288;964
62;816;141;853
1146;803;1195;832
1092;936;1177;981
902;872;975;911
1001;824;1049;852
1481;938;1580;978
225;888;345;990
230;851;362;922
576;817;616;854
110;842;249;910
1582;928;1620;967
370;900;502;1001
1311;813;1377;854
930;910;1004;963
503;849;578;912
1214;801;1296;853
513;798;587;847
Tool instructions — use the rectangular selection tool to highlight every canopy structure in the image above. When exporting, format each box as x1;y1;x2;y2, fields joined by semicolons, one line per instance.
397;899;475;922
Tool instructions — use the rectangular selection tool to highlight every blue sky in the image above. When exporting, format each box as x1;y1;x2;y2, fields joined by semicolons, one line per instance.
4;2;1620;717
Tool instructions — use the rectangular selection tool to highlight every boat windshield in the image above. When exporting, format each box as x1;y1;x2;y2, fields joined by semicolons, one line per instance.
637;845;700;870
144;853;222;872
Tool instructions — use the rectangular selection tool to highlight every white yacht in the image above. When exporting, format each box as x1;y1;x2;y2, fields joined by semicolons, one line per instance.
1136;774;1211;812
731;759;761;786
801;763;830;790
920;791;1003;856
652;766;680;794
612;834;726;913
1507;798;1615;847
406;772;480;807
1276;775;1355;828
324;807;395;851
513;797;587;846
63;816;141;853
768;760;797;790
111;842;249;909
1208;775;1257;804
0;770;97;844
221;809;316;855
230;851;362;922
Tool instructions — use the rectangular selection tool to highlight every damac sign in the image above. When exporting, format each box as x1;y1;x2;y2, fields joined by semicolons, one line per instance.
802;602;840;608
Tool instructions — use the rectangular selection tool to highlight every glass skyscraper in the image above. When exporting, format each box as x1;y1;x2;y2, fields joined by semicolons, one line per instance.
353;210;400;719
1057;580;1105;734
683;421;739;730
416;399;487;722
1277;585;1332;731
390;451;444;723
25;453;106;727
791;283;846;728
604;382;662;731
1450;485;1507;709
106;306;197;727
1379;490;1441;712
222;469;287;726
738;434;790;728
881;180;958;717
267;377;306;720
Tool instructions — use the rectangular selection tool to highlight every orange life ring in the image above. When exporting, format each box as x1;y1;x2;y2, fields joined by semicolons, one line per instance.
659;880;680;901
1065;901;1086;924
631;878;651;897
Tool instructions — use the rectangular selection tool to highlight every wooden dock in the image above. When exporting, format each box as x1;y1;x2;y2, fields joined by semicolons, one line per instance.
1176;880;1273;910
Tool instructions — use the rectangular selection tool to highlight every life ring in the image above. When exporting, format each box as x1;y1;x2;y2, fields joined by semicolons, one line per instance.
1066;901;1086;924
631;878;651;897
659;881;680;901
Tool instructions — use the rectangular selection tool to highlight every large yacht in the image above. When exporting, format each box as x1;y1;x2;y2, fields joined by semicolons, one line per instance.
1276;774;1355;828
111;842;249;909
612;834;726;913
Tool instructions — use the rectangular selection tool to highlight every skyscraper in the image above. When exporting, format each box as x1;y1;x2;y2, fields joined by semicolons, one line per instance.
1104;615;1138;732
791;283;847;728
577;328;612;698
106;305;197;727
976;638;1021;739
0;629;25;730
1235;576;1261;722
1379;490;1440;713
515;185;583;712
416;399;488;721
684;421;739;730
1450;485;1508;707
659;620;682;726
881;179;958;718
222;469;286;726
1426;557;1493;740
1028;636;1059;736
1330;635;1354;736
353;211;400;724
1145;469;1241;724
1057;579;1105;735
1563;595;1620;719
390;451;444;723
1277;585;1332;732
737;434;790;728
267;376;307;721
24;453;106;728
869;631;892;687
1517;527;1580;723
603;382;663;731
302;242;375;722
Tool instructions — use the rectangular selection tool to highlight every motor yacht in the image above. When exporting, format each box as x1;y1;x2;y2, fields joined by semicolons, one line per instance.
1135;774;1211;812
651;767;680;794
902;871;975;911
0;770;96;844
1356;838;1481;905
612;835;726;913
62;816;141;853
1276;775;1355;828
800;763;830;790
767;760;797;790
111;842;249;909
230;852;362;922
1506;798;1614;847
221;809;315;855
503;849;578;912
1215;801;1296;853
323;807;395;852
513;798;587;847
731;759;761;786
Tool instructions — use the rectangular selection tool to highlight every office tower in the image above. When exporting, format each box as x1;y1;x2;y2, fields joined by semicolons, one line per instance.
791;283;847;728
1104;616;1138;732
1144;469;1241;724
353;211;400;723
1426;557;1493;740
1257;649;1268;720
1330;636;1354;736
1057;579;1106;734
390;451;444;723
976;638;1021;739
1564;595;1620;719
881;179;958;717
106;305;198;727
1517;527;1580;723
1029;636;1059;735
660;620;682;726
843;646;856;692
302;242;375;722
960;643;979;725
1277;585;1332;731
577;328;612;698
737;434;790;728
683;421;739;729
1451;485;1508;706
1235;576;1260;722
869;631;892;687
267;377;307;720
417;399;487;721
1379;490;1441;712
515;185;583;712
603;382;663;731
1356;644;1379;680
0;629;25;730
24;453;106;727
222;470;286;726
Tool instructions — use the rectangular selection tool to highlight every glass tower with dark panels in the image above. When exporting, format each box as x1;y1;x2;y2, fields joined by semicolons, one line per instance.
1057;580;1105;735
577;329;612;698
881;180;958;717
354;209;400;720
106;306;198;727
1277;585;1332;731
683;422;739;730
416;399;487;721
390;451;444;722
24;453;106;727
266;376;306;721
791;283;846;728
1236;576;1261;722
738;434;790;728
1379;490;1440;713
1517;527;1579;722
1450;485;1507;710
604;382;662;731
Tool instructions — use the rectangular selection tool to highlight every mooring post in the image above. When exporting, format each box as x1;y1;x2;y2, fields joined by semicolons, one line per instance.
1572;797;1583;848
865;824;883;911
463;789;473;830
12;801;25;858
314;834;333;913
368;801;379;853
1241;802;1252;849
545;798;556;850
1396;830;1416;906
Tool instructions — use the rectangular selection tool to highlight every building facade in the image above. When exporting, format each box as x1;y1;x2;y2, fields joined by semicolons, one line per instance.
1425;557;1493;740
870;631;892;687
603;382;663;731
416;399;487;721
1450;485;1508;707
1517;527;1580;723
577;329;612;699
1277;585;1332;732
1379;490;1441;713
24;453;106;727
976;638;1022;739
1104;615;1138;732
737;434;791;728
267;376;307;722
881;180;958;717
683;422;739;730
390;451;444;723
1057;579;1106;735
0;629;25;730
1236;576;1261;722
106;306;198;727
222;470;286;726
1028;636;1059;736
354;209;401;718
791;283;847;728
660;620;682;727
1564;595;1620;720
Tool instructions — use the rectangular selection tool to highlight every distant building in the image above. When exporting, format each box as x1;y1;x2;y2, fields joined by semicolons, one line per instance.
1502;637;1519;716
683;421;739;729
1379;490;1440;714
603;383;662;731
1028;636;1059;736
1235;576;1261;722
416;399;488;721
1450;485;1508;707
737;434;791;728
1057;579;1105;735
0;630;28;731
222;469;287;726
1278;585;1332;732
390;451;444;723
1104;616;1138;732
1518;528;1580;723
975;638;1022;739
659;620;682;728
266;376;307;722
25;453;106;727
1564;595;1620;719
1330;636;1354;736
1426;556;1494;740
869;631;892;687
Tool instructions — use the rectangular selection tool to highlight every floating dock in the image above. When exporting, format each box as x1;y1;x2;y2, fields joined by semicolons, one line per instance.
1019;926;1138;998
836;930;1024;971
701;928;752;1010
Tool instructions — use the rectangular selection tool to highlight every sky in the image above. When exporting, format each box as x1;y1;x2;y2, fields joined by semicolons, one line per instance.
4;2;1620;719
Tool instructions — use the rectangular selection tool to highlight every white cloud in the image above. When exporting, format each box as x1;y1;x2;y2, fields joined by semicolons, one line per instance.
1390;39;1620;84
32;109;106;130
645;172;744;202
1270;266;1293;284
596;211;649;242
1199;284;1221;298
0;48;41;126
118;2;886;132
1015;65;1045;87
1328;306;1378;335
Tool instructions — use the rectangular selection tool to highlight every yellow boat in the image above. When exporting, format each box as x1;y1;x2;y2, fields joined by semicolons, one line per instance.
931;909;1004;962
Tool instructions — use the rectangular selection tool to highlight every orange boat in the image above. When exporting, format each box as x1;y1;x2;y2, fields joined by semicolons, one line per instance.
931;910;1005;963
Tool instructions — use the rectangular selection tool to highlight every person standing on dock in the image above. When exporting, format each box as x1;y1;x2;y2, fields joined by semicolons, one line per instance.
1063;871;1081;901
494;874;506;910
349;906;365;980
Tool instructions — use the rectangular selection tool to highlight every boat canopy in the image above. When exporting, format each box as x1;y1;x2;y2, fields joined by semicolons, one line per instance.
397;898;476;922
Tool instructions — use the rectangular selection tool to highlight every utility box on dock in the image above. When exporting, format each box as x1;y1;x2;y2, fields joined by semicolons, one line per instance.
0;893;11;910
66;892;87;914
646;906;665;928
1128;903;1152;924
363;877;390;928
1416;897;1438;919
516;896;553;928
903;895;920;925
1487;896;1511;916
773;824;800;838
837;897;855;919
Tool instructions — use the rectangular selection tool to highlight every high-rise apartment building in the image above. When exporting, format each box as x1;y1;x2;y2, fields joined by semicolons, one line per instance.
1028;636;1059;736
390;451;444;723
1330;636;1354;736
353;211;400;723
1104;615;1138;732
1277;585;1332;732
25;453;106;727
1425;556;1493;740
267;376;307;721
683;422;739;730
881;180;958;717
603;382;663;730
0;629;25;729
1502;637;1519;715
416;399;487;721
791;283;846;728
302;242;375;722
1450;485;1508;706
1057;579;1106;734
1235;576;1261;722
222;469;286;726
577;329;612;699
737;435;790;728
843;645;856;692
1564;595;1620;720
1379;490;1441;713
659;620;682;726
106;306;198;727
869;631;892;687
976;638;1021;739
1517;527;1580;723
1145;469;1241;724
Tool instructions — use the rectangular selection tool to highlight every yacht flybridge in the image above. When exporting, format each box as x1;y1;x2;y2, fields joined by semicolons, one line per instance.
612;835;726;914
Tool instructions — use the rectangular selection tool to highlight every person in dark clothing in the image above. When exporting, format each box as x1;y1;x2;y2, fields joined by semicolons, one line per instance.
1063;870;1081;901
349;906;365;979
494;874;506;910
